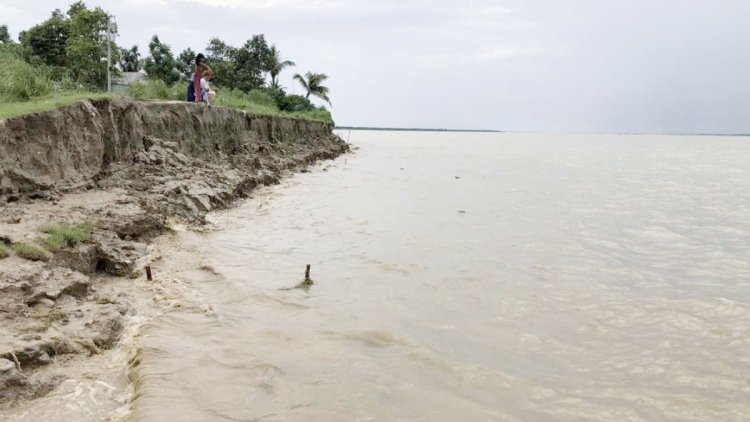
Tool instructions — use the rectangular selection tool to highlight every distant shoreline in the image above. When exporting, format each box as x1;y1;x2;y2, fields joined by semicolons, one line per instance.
335;126;503;133
335;127;750;137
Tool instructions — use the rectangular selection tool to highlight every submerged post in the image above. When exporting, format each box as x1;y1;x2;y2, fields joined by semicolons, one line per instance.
305;264;311;280
145;265;152;281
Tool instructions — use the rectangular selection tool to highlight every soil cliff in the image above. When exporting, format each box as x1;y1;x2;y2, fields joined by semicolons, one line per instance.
0;98;348;411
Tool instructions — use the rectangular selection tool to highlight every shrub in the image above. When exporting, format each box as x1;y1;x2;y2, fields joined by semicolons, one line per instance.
39;222;91;251
0;243;8;259
168;81;187;100
127;79;186;101
245;89;278;108
279;94;315;112
13;243;52;261
214;88;279;115
0;52;53;101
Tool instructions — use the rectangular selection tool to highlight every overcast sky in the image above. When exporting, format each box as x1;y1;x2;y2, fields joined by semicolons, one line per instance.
4;0;750;133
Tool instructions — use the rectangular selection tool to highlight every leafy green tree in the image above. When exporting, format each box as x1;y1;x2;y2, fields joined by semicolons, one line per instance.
177;47;196;79
203;36;271;91
65;3;118;89
67;1;87;17
19;9;70;67
16;3;118;88
293;71;331;105
205;37;237;88
0;25;12;44
119;45;140;71
206;38;234;62
143;35;180;84
267;44;294;88
233;35;272;92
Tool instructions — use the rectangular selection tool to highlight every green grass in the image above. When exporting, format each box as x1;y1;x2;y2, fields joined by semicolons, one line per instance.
126;80;333;124
214;88;332;123
0;51;52;101
127;79;184;101
0;243;8;259
0;50;108;120
12;243;52;262
39;222;92;251
0;92;111;120
0;78;331;123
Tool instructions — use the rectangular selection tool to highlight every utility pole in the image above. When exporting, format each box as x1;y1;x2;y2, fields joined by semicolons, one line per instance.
106;17;112;93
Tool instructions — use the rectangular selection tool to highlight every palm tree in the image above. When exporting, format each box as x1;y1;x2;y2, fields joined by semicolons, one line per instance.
119;45;141;72
267;45;295;88
293;71;331;106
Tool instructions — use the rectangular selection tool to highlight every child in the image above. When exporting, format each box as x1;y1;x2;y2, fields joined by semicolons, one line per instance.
200;70;215;104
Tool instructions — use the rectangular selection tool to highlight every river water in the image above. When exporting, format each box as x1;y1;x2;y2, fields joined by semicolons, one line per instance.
127;131;750;421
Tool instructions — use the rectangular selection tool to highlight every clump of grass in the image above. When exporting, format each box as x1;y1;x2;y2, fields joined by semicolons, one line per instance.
127;79;184;101
39;222;92;251
213;88;279;115
0;52;53;101
0;243;9;259
13;243;52;262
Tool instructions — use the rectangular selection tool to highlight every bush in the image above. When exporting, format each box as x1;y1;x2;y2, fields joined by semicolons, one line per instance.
13;243;52;261
0;52;53;101
127;79;185;101
214;88;279;114
245;88;279;108
168;81;187;100
39;222;92;251
0;243;8;259
279;94;315;112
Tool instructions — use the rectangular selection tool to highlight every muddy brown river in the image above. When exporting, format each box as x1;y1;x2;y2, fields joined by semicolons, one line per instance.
120;131;750;421
23;131;750;421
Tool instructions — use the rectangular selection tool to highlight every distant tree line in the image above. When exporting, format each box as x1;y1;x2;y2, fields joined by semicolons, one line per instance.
0;1;332;112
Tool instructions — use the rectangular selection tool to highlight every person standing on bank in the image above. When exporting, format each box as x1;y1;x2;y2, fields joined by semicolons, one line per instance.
187;54;211;103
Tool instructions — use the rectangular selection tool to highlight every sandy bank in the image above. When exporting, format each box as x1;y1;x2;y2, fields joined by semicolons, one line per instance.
0;98;348;413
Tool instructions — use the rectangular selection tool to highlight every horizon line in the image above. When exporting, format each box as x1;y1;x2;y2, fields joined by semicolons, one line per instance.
334;126;750;137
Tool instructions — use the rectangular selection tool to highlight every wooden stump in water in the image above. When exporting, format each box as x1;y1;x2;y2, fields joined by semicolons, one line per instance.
301;264;314;287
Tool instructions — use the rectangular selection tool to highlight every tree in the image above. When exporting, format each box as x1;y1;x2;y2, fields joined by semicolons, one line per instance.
65;3;118;89
176;47;196;79
203;35;272;92
0;25;11;44
205;37;237;88
67;1;87;17
205;37;234;62
293;72;331;105
16;3;118;88
233;35;272;92
119;45;140;72
143;35;180;84
19;9;70;67
267;44;294;88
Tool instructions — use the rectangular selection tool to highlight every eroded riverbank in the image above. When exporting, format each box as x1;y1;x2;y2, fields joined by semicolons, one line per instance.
0;99;348;418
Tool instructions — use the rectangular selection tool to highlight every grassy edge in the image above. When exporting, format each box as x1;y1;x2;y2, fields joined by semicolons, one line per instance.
0;94;332;124
0;92;112;120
